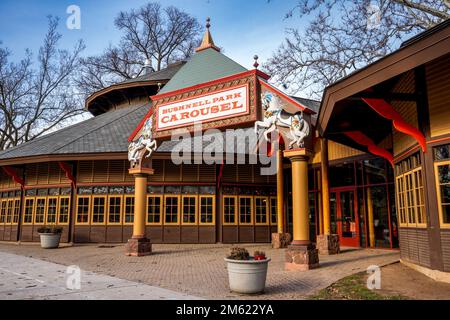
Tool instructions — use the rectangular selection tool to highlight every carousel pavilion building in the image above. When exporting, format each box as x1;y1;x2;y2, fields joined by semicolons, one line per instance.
0;19;449;278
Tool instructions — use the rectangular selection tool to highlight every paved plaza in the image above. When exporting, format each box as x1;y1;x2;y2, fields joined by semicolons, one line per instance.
0;251;201;300
0;243;399;300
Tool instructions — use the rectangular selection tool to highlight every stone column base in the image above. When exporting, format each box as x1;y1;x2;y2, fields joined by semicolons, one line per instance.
125;237;152;257
285;243;319;271
271;233;292;249
316;234;340;255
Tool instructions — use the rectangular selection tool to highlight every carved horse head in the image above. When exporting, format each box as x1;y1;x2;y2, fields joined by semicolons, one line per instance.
261;92;281;111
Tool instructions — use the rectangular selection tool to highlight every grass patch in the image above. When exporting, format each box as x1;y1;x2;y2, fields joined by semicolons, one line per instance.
309;273;407;300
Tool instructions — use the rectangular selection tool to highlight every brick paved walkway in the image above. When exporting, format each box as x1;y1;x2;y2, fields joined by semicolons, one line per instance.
0;251;201;300
0;243;399;299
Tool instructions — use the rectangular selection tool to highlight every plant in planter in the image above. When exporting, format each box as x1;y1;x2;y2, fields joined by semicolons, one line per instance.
224;247;271;294
37;225;63;249
253;251;266;260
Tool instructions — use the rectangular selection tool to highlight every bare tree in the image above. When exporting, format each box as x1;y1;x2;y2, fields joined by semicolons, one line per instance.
264;0;450;99
77;2;202;96
0;17;85;151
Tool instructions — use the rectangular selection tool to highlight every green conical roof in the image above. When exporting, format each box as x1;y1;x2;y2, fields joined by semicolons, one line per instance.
159;48;247;94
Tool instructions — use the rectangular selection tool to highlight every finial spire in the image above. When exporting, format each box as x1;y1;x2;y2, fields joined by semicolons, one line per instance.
253;55;259;69
195;17;221;53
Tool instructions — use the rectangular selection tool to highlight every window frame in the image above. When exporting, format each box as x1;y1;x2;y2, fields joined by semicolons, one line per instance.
395;166;426;228
0;199;7;224
395;175;408;227
46;196;59;225
222;195;237;225
23;197;35;225
5;199;14;224
107;195;123;225
269;197;278;226
123;195;135;226
254;196;269;226
76;195;91;225
163;195;180;225
238;196;254;226
34;197;47;225
181;195;198;225
199;195;215;226
58;196;71;225
12;198;20;225
91;195;107;225
146;195;163;225
435;160;450;229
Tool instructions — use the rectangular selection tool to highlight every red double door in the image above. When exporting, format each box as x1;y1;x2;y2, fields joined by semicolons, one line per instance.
329;188;360;247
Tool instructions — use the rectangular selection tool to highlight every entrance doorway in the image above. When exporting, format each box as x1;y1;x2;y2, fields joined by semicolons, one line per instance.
330;189;360;247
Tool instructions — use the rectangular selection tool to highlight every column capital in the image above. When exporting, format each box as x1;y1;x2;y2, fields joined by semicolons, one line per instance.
283;148;313;161
128;167;154;176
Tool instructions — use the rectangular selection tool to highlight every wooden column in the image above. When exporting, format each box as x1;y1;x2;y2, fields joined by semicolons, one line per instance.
320;138;331;235
415;66;444;271
284;149;319;271
317;170;324;235
290;155;310;243
366;186;376;247
132;173;147;238
317;138;340;255
125;167;153;257
271;150;291;249
276;150;285;233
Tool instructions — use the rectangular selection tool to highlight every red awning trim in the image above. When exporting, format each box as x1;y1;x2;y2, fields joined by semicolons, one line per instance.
2;166;24;187
344;131;394;166
58;161;76;186
362;98;427;153
217;163;225;189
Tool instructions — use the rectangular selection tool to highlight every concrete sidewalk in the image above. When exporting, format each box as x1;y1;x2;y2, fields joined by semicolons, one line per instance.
0;251;202;300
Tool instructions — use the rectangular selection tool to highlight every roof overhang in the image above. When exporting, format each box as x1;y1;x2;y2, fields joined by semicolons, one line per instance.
316;21;450;164
85;80;166;116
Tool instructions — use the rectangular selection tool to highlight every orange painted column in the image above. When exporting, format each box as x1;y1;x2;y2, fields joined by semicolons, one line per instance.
320;138;331;235
276;150;285;234
125;167;154;257
284;148;319;271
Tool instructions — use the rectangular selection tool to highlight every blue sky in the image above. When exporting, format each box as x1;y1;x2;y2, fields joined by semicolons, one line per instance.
0;0;307;69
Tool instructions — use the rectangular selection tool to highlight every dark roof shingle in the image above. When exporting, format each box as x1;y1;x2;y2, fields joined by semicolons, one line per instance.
0;104;150;161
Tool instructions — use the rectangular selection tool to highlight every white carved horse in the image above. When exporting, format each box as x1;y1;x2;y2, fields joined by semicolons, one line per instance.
254;92;309;148
289;115;310;149
128;117;158;167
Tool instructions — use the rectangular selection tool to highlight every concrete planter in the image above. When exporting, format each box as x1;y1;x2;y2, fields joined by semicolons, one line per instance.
224;258;271;294
39;233;61;249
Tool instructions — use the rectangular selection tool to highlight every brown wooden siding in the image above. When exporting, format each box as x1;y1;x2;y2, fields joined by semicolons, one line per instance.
5;225;18;241
151;159;164;181
221;163;275;185
399;228;431;268
25;162;69;186
390;71;419;156
311;140;365;164
0;170;21;190
78;160;132;183
441;230;450;272
426;54;450;138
